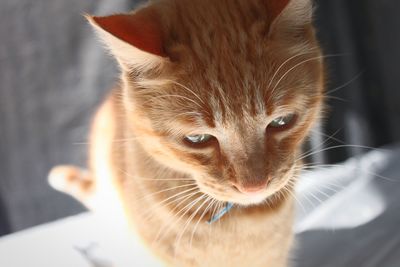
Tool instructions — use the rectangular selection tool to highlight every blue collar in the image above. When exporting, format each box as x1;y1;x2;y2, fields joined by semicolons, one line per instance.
207;202;234;224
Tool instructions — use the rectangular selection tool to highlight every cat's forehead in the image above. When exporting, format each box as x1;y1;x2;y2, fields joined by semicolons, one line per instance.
165;0;273;62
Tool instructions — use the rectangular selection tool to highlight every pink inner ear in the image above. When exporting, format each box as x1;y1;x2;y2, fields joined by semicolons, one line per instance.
267;0;291;21
93;12;166;57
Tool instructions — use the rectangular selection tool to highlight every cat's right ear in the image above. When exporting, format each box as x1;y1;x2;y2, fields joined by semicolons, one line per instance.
85;9;168;70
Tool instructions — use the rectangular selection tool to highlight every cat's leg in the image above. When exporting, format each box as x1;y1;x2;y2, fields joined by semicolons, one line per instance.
49;91;121;213
48;165;96;210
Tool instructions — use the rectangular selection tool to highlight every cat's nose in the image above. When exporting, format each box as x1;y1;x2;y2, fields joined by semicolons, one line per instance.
232;180;269;195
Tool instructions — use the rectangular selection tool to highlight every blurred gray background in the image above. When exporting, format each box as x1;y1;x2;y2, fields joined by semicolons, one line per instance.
1;0;400;238
0;0;131;233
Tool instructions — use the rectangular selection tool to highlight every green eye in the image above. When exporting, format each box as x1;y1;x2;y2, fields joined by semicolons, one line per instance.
184;134;213;144
268;114;296;128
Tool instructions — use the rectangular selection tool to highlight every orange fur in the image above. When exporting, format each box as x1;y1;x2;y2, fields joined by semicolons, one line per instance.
50;0;324;266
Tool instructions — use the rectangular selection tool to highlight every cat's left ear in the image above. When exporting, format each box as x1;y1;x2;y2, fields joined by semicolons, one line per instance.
266;0;313;36
85;8;169;70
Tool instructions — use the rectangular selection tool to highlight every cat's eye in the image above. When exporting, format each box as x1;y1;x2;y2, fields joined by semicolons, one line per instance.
184;134;213;145
267;114;296;130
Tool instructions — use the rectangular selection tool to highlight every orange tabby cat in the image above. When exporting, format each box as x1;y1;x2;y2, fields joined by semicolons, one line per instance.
49;0;324;266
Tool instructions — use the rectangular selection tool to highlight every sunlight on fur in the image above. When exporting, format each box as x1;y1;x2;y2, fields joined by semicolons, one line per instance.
50;0;325;266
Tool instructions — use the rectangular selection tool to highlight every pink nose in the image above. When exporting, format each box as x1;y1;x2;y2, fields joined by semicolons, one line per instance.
233;181;268;195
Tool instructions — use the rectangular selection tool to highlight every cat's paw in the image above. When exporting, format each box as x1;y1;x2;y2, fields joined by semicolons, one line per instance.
48;165;94;208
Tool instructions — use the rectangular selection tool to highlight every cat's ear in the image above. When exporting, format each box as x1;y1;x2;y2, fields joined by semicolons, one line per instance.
266;0;313;36
266;0;292;22
85;9;168;69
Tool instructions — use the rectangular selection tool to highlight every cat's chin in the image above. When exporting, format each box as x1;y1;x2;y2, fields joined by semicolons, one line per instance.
236;169;298;206
230;188;289;207
233;187;285;206
235;194;270;206
200;188;275;206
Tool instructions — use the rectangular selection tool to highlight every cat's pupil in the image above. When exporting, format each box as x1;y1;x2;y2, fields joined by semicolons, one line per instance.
185;134;212;144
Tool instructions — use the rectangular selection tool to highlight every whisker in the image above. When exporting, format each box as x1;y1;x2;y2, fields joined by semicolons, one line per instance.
134;177;194;181
300;128;342;159
295;187;316;209
110;136;147;143
301;163;343;169
282;185;306;213
174;196;211;251
299;174;345;190
145;94;205;109
299;178;343;192
324;95;348;102
311;186;331;199
72;141;90;146
135;183;198;202
154;194;206;244
325;70;365;95
267;50;319;89
305;190;324;205
270;54;347;99
175;111;204;119
189;198;216;249
74;137;146;146
296;144;382;162
298;149;395;183
118;168;194;181
141;188;200;221
164;80;206;105
361;170;396;182
310;129;345;145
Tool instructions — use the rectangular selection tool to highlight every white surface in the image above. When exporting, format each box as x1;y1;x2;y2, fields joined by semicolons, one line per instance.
0;212;162;267
294;149;389;233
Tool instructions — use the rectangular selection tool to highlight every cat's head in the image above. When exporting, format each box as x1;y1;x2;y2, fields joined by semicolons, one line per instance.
88;0;324;206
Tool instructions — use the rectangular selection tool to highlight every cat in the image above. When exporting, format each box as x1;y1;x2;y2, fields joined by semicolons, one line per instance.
49;0;324;266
